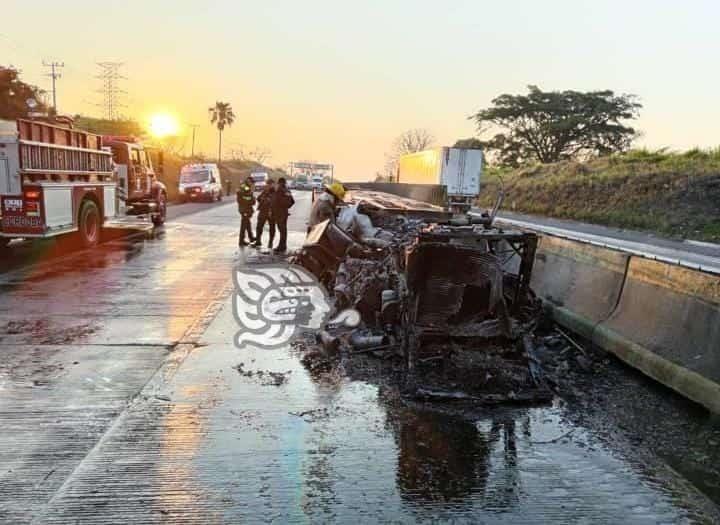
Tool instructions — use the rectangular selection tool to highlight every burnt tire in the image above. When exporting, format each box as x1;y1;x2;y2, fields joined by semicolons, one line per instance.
78;199;101;249
152;192;167;226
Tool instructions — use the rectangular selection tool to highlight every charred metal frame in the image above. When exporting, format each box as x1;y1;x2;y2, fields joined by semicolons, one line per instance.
400;226;538;373
414;226;538;315
293;218;368;288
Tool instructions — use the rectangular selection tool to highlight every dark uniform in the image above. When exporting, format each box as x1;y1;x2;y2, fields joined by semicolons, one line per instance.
271;179;295;252
254;185;276;248
236;182;256;246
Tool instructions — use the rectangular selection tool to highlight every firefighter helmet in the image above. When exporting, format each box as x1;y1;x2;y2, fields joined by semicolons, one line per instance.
325;182;346;201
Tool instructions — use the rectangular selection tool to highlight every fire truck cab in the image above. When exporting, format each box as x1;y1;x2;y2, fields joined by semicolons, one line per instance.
103;136;167;222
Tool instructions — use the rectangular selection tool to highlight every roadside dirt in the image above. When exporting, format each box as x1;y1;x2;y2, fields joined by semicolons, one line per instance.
539;335;720;506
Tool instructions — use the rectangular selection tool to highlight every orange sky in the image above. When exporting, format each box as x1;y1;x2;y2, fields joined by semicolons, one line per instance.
4;0;720;180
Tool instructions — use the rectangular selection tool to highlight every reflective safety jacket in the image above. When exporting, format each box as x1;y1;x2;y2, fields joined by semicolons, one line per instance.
236;184;255;214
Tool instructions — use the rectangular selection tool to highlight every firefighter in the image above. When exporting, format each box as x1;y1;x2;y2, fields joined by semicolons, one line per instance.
308;182;346;229
253;179;276;248
271;177;295;253
236;177;256;246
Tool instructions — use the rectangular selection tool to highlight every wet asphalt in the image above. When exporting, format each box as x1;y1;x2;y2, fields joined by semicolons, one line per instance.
0;192;718;523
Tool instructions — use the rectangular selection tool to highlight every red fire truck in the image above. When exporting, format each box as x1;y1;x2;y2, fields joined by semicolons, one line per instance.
0;117;167;251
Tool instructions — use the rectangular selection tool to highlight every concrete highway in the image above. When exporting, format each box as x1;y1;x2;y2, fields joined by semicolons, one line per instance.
0;193;718;522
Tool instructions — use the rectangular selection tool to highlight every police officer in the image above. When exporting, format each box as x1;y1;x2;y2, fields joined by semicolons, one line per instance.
253;179;276;248
236;177;256;246
271;177;295;253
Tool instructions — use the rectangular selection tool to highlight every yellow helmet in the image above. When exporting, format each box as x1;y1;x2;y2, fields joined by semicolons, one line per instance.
325;182;346;201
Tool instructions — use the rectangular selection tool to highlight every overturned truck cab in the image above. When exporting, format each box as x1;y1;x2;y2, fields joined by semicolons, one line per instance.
294;190;549;404
401;224;542;396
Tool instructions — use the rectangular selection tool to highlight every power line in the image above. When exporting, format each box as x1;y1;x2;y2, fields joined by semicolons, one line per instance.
42;61;64;113
96;62;126;120
1;33;121;117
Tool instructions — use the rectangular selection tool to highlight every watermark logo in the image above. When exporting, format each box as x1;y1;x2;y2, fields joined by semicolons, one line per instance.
232;263;359;349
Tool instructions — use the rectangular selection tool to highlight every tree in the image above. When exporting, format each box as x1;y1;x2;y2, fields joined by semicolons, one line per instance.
247;146;272;165
393;128;435;156
208;101;235;163
470;86;641;167
0;66;48;119
73;115;144;136
453;138;484;149
383;128;435;181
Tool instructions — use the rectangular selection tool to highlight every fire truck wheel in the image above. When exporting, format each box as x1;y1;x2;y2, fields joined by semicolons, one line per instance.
78;199;101;248
152;192;167;226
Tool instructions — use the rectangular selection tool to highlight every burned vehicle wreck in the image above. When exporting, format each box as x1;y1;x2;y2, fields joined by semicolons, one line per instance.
293;190;550;404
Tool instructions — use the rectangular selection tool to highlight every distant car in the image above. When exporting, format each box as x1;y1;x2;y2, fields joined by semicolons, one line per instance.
294;175;312;190
179;163;223;202
311;176;324;190
250;172;269;192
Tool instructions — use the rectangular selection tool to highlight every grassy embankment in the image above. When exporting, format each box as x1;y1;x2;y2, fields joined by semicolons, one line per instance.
476;149;720;242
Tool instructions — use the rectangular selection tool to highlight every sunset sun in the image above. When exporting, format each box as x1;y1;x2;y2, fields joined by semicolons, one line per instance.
149;113;179;138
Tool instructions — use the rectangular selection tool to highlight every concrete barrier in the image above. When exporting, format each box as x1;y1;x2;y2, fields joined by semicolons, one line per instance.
594;258;720;411
530;236;629;339
529;235;720;413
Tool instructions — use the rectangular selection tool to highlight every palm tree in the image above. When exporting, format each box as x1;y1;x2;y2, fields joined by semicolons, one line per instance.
208;101;235;163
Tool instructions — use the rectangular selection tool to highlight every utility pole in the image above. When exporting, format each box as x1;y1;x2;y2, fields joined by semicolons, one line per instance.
96;62;126;120
189;124;200;157
43;61;64;114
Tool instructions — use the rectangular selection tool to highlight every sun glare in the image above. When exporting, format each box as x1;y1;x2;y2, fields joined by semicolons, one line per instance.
149;113;179;138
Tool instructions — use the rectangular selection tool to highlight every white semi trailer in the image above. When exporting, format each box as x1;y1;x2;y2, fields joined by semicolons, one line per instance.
397;147;482;213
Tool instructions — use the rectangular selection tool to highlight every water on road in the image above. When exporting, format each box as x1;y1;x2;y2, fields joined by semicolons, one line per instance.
0;193;717;523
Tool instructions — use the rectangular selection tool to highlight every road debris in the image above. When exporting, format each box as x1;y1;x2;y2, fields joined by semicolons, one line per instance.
233;362;292;386
530;429;575;445
154;394;171;402
556;326;588;356
292;189;552;406
1;320;98;345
